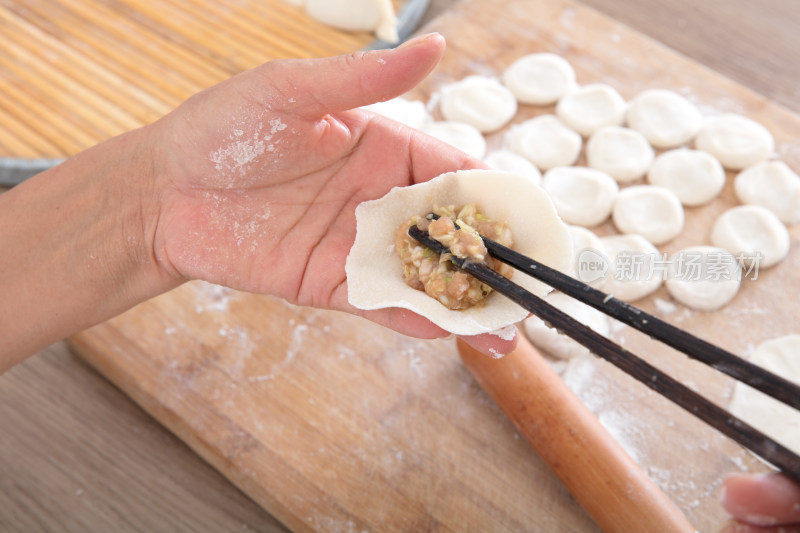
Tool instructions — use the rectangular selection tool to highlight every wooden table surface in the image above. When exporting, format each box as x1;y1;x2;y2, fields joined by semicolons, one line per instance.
2;1;799;531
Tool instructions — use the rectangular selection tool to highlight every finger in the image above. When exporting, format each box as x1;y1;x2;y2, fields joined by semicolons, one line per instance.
332;110;488;187
721;473;800;527
360;306;451;340
331;281;521;350
405;127;489;184
329;281;449;339
458;326;520;359
265;33;446;118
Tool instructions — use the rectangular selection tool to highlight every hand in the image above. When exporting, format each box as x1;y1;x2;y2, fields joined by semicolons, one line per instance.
147;33;518;355
721;473;800;532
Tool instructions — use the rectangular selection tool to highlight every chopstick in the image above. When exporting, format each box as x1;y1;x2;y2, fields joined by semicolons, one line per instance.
421;214;800;409
408;223;800;484
486;229;800;409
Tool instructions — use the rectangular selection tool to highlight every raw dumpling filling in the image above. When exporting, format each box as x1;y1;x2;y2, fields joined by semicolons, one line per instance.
395;204;513;310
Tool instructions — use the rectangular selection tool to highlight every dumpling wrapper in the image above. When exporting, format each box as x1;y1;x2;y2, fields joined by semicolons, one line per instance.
345;169;572;335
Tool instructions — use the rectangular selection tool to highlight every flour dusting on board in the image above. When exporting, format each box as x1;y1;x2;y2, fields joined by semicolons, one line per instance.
401;344;425;378
559;7;575;30
193;281;239;313
218;325;254;359
248;324;308;383
680;87;747;115
561;353;756;513
285;324;309;363
777;141;800;169
653;298;677;315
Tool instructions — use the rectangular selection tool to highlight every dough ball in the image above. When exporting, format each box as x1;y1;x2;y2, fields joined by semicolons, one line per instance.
646;148;726;206
484;150;542;185
729;335;800;455
362;97;431;130
556;83;627;137
305;0;398;43
502;53;577;105
599;234;663;302
665;246;740;311
694;113;775;170
422;121;487;159
542;166;619;227
439;76;518;133
523;292;611;360
586;126;655;183
612;185;684;245
346;169;572;335
626;89;703;148
734;161;800;225
564;225;605;284
710;205;790;269
567;225;604;255
505;115;582;171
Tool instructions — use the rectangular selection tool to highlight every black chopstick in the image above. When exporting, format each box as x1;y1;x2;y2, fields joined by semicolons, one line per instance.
408;224;800;484
484;230;800;410
423;213;800;410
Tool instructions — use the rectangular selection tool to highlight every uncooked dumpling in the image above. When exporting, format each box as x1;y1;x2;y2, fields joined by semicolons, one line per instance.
346;169;572;335
362;97;431;130
694;113;774;170
612;185;684;245
542;166;618;227
484;150;542;185
665;246;740;311
556;83;627;137
729;335;800;455
422;121;487;159
586;126;655;183
439;76;517;133
564;225;605;284
734;161;800;225
710;205;790;269
505;115;582;171
598;234;663;302
305;0;398;43
502;53;576;105
626;89;702;148
646;148;726;206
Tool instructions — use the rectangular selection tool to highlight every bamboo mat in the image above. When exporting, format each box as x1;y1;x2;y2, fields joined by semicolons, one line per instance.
0;0;377;159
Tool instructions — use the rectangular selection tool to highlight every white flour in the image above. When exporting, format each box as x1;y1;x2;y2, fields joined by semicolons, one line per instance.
209;116;287;184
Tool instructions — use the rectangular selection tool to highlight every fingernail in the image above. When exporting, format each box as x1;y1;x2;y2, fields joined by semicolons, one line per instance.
397;32;442;49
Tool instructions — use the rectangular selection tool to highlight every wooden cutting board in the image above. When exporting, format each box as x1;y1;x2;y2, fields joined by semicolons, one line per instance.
68;0;800;531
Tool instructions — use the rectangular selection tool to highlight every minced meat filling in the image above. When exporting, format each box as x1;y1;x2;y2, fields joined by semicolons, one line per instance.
396;203;514;310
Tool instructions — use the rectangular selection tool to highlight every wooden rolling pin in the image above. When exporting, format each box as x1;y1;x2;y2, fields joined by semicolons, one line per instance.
457;336;695;533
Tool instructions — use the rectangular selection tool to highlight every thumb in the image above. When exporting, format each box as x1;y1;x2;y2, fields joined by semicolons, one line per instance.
263;33;445;118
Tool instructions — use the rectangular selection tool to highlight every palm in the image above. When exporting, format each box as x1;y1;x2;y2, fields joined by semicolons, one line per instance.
156;100;429;309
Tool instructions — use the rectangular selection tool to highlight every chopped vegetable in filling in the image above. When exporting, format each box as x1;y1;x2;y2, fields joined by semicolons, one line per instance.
396;203;514;310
